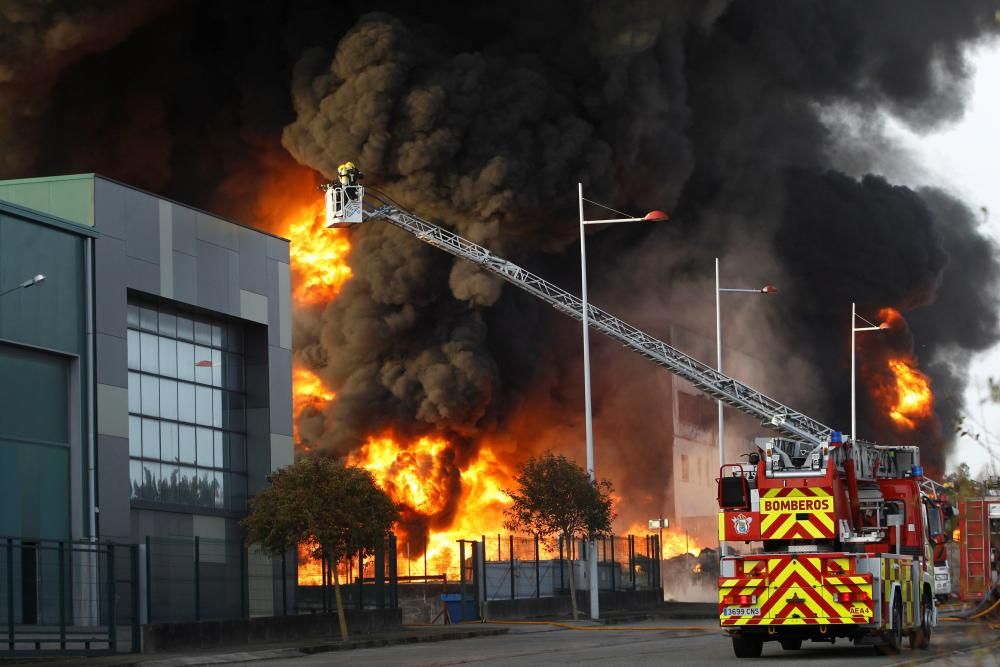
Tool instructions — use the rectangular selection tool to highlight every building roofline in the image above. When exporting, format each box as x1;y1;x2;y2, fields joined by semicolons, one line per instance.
0;199;99;238
92;174;290;243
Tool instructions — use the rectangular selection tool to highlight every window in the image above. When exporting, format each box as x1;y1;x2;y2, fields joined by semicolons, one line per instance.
127;300;247;511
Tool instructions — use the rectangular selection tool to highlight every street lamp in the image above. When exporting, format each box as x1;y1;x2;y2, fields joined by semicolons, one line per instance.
579;183;667;620
0;274;45;298
851;302;888;441
715;258;776;558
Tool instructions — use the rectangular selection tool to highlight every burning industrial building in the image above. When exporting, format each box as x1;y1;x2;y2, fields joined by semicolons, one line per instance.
3;1;1000;579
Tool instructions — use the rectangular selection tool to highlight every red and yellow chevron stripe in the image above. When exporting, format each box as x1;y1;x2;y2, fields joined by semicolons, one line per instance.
759;487;835;540
719;555;873;626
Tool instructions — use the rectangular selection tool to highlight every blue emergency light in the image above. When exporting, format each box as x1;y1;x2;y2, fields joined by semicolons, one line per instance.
831;431;842;444
912;465;924;478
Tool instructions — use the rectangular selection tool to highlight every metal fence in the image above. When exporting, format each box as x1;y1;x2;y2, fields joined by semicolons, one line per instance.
481;534;660;600
0;538;139;656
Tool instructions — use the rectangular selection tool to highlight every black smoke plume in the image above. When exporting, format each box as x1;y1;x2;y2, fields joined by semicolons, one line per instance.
3;1;999;524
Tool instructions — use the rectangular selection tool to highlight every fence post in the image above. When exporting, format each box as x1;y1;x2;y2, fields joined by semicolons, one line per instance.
629;535;636;591
459;540;467;619
388;533;398;609
130;545;141;653
281;549;288;616
145;536;152;624
534;535;540;599
357;549;364;611
58;542;67;649
241;542;249;619
558;535;564;594
107;543;117;651
194;537;201;621
7;538;14;651
610;536;616;593
508;535;515;600
374;541;385;610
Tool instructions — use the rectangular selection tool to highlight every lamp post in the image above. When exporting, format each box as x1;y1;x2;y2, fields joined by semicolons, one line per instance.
851;302;888;441
579;184;667;620
0;273;45;298
715;258;776;558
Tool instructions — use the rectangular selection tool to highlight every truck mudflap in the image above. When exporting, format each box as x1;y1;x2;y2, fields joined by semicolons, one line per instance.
719;555;874;626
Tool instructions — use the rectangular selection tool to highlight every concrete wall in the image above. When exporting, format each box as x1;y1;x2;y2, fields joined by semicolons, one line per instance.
483;589;663;620
141;609;403;653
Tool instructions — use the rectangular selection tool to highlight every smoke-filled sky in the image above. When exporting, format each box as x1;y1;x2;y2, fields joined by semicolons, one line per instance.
4;0;1000;491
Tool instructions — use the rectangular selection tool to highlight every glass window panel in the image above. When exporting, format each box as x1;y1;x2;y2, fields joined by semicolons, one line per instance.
159;338;177;378
160;379;177;420
179;425;196;464
161;464;179;504
141;418;160;459
194;320;211;345
212;389;222;428
140;374;159;417
196;385;212;426
194;346;212;384
211;349;222;387
140;332;158;374
213;470;224;508
158;312;177;337
196;427;213;466
177;466;197;505
196;469;214;507
211;325;222;348
130;460;143;500
140;307;157;332
176;316;193;341
178;381;195;423
160;421;178;462
225;352;243;391
177;342;194;381
229;325;244;353
214;431;223;468
127;330;140;370
129;416;142;457
128;372;140;413
127;304;140;328
141;461;160;501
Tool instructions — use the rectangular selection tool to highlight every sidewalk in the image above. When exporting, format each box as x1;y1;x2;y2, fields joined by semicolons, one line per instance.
3;625;509;667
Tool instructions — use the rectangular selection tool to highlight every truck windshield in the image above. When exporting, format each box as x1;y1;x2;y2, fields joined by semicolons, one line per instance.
926;504;943;539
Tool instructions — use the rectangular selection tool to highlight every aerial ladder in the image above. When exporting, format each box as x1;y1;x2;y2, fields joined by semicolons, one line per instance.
323;169;833;446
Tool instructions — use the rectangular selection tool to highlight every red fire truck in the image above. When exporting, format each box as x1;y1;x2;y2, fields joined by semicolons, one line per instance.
717;432;947;656
958;484;1000;601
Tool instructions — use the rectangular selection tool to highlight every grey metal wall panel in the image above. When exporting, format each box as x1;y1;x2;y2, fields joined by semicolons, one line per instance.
171;204;197;256
266;237;289;262
95;333;126;386
277;262;291;350
238;228;268;294
172;251;197;304
97;434;131;541
159;201;173;299
130;508;193;541
245;408;271;496
196;212;238;251
227;247;240;316
267;345;293;437
126;256;160;296
124;195;159;265
96;383;129;438
195;240;233;314
93;178;126;240
95;236;127;337
265;259;279;347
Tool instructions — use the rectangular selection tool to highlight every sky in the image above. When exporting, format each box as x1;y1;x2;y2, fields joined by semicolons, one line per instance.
881;38;1000;476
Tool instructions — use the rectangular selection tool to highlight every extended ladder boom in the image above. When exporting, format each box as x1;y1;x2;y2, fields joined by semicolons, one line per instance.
326;183;835;446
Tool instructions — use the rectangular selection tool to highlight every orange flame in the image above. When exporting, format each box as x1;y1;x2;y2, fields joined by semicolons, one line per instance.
287;202;353;304
291;366;335;447
885;358;933;428
622;522;703;559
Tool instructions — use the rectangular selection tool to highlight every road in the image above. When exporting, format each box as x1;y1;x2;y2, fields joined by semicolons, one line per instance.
252;620;1000;667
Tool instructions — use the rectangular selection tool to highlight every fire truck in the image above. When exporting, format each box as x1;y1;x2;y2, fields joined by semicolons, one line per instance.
321;166;945;657
718;435;948;656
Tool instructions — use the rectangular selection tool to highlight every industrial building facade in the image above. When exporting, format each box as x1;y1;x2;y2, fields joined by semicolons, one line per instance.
0;175;294;620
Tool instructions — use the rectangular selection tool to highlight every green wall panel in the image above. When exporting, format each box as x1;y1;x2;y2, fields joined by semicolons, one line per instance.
0;175;94;228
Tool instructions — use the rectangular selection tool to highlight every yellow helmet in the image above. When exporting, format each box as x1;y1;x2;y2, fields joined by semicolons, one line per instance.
338;161;356;175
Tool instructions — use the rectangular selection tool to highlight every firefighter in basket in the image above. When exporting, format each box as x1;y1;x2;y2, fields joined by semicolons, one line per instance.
337;161;362;188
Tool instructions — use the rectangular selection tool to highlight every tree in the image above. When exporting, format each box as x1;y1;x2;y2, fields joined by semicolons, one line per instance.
242;456;399;640
502;453;615;620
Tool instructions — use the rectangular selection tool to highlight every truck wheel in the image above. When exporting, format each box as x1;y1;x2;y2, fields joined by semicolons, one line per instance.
877;591;904;655
779;638;802;650
732;636;763;658
912;591;932;650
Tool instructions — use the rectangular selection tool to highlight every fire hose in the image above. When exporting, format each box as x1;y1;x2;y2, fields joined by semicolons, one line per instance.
940;590;1000;622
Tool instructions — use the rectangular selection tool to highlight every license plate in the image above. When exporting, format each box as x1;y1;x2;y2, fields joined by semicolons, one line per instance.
724;607;760;617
